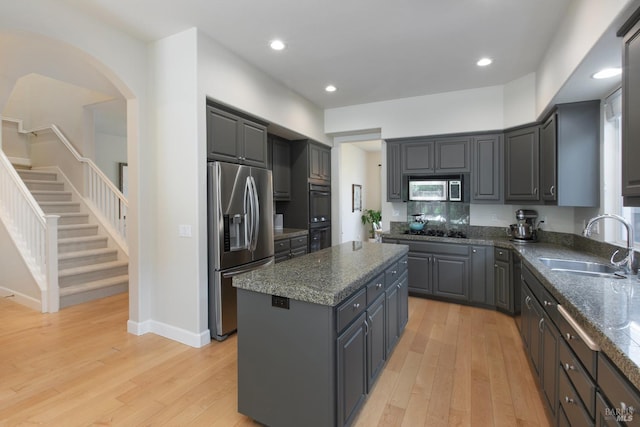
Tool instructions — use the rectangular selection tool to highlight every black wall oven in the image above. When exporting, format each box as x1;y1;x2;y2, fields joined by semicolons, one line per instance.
309;183;331;252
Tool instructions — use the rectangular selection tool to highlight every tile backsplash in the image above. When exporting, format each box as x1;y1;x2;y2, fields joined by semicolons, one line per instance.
407;201;470;231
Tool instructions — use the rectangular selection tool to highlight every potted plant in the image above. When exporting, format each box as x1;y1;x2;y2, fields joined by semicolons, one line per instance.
361;209;382;240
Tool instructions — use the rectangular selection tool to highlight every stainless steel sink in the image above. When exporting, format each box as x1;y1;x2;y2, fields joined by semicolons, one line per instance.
538;257;625;278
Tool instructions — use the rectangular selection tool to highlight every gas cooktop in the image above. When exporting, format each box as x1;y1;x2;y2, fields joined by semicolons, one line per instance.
404;229;468;239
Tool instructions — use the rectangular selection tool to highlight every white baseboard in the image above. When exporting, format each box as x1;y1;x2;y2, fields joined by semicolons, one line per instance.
0;287;42;311
127;319;211;348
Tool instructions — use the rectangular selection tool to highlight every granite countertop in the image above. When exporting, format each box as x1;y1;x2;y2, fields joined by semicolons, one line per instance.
233;241;408;306
384;231;640;391
273;228;309;241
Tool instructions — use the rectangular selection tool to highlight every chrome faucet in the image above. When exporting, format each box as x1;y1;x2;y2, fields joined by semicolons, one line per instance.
583;214;636;274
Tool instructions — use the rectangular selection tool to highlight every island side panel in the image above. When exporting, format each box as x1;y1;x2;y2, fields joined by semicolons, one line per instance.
237;288;335;427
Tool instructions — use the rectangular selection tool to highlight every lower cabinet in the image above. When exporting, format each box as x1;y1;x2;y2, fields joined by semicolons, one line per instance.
432;254;469;301
494;248;512;312
367;294;386;387
470;245;495;307
337;312;368;427
274;235;308;263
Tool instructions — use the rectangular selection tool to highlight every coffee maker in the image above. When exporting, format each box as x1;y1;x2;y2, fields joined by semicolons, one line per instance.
508;209;540;242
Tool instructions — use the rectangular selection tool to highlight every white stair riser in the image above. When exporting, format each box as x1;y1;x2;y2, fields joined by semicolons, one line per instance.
59;264;129;287
18;171;57;181
40;203;81;214
33;192;72;202
59;251;118;270
57;214;90;226
60;281;128;308
58;238;108;253
24;181;64;191
58;226;99;239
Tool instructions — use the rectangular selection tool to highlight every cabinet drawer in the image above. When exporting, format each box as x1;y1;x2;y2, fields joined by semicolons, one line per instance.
559;369;594;427
274;239;291;253
494;247;510;262
290;246;307;258
559;339;596;418
598;353;640;427
290;236;308;249
336;289;367;334
366;273;385;306
557;306;598;379
385;262;401;288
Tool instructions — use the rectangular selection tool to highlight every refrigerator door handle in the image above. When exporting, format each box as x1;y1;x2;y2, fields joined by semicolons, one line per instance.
221;257;275;278
250;175;260;252
244;176;254;250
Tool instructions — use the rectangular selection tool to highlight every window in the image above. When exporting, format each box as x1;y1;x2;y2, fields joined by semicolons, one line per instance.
603;89;640;247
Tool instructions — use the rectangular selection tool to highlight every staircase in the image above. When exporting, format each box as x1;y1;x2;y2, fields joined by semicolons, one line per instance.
17;168;129;308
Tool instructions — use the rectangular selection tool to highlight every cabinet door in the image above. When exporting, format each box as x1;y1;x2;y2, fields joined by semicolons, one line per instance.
529;296;544;379
367;295;386;389
385;284;399;356
495;260;510;310
240;120;267;168
542;313;559;418
407;252;432;295
540;114;558;202
435;137;471;173
271;137;291;200
207;106;240;162
402;141;435;174
521;285;534;349
321;147;331;181
472;134;502;202
337;313;367;427
398;272;409;332
595;392;622;427
310;144;331;181
622;19;640;200
505;126;540;201
471;246;494;306
432;254;469;302
386;142;403;201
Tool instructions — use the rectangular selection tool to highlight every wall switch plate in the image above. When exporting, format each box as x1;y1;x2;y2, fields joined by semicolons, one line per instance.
178;224;192;237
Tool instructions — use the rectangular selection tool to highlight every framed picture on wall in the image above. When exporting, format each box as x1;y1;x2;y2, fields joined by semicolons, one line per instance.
352;184;362;212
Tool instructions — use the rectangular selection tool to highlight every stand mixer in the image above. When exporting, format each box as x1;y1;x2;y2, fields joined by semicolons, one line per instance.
508;209;541;242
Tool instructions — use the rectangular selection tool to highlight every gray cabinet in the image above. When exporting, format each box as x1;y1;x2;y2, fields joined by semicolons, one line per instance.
494;248;512;312
269;135;291;201
540;114;557;202
505;125;540;202
367;294;386;388
470;246;495;307
337;312;367;427
595;392;621;427
206;105;267;168
402;140;434;174
542;311;559;419
432;254;469;302
597;352;640;427
621;16;640;205
274;235;308;263
471;134;503;203
407;252;432;295
540;101;600;207
309;142;331;182
386;141;402;201
434;137;471;173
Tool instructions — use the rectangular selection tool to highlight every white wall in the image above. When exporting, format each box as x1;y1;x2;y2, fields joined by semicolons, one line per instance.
94;132;127;188
2;74;113;155
338;144;367;242
503;73;537;128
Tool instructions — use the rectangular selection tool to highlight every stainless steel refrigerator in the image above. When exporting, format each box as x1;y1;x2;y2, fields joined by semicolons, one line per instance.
207;161;274;341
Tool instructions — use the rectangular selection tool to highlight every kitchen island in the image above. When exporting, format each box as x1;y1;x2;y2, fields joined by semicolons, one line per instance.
233;241;409;427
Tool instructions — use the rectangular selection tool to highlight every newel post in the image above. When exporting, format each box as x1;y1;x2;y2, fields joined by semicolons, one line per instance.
45;214;59;313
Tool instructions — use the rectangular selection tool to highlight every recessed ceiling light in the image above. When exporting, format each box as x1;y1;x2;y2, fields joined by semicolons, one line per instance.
325;85;337;93
270;39;286;51
477;57;492;67
592;68;622;79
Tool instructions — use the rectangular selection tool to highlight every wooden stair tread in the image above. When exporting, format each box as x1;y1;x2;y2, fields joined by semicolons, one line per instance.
58;275;129;296
58;260;128;277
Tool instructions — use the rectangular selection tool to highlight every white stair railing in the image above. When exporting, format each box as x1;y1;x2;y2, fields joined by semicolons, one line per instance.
0;149;59;312
2;117;128;253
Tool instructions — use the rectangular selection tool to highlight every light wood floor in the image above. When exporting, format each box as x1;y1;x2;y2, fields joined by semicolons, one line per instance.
0;293;550;426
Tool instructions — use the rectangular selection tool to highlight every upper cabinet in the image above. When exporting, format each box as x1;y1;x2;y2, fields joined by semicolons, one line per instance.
386;141;402;202
400;137;470;175
504;125;540;202
206;104;268;168
620;13;640;205
471;134;503;203
268;134;291;201
309;142;331;182
546;101;600;207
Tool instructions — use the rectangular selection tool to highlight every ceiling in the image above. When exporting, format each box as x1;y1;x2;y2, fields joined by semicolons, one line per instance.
57;0;579;109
